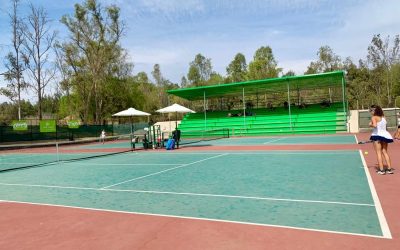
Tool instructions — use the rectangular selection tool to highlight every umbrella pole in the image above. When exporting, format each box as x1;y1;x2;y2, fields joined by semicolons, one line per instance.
169;113;171;134
130;117;133;135
175;111;178;130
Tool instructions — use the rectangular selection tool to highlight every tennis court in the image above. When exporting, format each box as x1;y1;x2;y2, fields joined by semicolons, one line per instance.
0;142;390;238
73;134;357;150
179;134;357;146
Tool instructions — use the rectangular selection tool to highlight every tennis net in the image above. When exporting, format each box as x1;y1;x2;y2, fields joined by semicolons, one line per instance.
177;128;230;146
0;134;134;172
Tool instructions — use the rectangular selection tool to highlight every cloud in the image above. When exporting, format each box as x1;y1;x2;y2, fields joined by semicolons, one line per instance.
2;0;400;103
329;0;400;60
127;46;185;65
140;0;205;14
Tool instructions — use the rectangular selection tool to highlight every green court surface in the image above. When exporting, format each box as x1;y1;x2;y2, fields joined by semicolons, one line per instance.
78;134;356;150
0;150;385;237
206;134;356;145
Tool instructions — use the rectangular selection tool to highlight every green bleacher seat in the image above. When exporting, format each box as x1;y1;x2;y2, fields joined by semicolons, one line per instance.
178;103;347;137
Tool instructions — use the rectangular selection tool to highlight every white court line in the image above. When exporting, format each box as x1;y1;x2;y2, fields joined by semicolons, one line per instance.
0;199;388;239
137;151;359;155
0;182;374;207
100;153;229;189
354;134;359;144
3;163;178;166
263;137;287;144
359;150;392;239
61;163;180;166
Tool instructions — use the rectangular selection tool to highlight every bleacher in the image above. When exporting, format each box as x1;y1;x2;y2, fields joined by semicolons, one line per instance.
178;103;347;137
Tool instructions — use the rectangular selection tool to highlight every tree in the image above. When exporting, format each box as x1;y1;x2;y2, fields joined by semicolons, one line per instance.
248;46;281;80
0;100;35;124
61;0;127;124
133;72;160;111
187;54;212;86
22;3;57;120
151;64;163;87
0;0;27;120
226;53;247;82
367;34;400;106
180;76;189;87
208;72;224;85
305;46;342;74
344;58;373;109
151;64;169;106
53;41;75;118
283;70;295;77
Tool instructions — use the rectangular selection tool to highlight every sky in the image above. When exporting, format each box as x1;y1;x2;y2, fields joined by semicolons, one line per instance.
0;0;400;103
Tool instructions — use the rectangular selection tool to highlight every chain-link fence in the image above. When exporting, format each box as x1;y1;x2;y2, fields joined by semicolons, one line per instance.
358;108;399;131
0;121;149;144
189;86;346;113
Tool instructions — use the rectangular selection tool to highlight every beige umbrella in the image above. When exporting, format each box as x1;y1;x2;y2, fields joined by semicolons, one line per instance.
156;103;195;130
112;108;151;134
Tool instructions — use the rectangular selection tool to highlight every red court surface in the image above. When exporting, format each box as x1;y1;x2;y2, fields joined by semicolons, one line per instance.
1;133;400;250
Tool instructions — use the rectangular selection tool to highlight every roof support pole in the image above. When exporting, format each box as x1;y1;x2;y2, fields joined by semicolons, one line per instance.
287;81;292;132
204;91;207;130
256;92;259;109
341;76;347;131
243;88;246;133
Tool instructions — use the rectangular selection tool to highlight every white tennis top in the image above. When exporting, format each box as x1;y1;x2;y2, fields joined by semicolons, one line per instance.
371;117;393;139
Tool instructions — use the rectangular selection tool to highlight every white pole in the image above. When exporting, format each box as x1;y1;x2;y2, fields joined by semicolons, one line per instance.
243;88;246;131
204;91;207;130
287;81;292;131
342;76;346;123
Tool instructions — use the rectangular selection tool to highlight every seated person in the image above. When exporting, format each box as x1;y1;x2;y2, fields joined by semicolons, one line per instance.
228;112;242;117
245;110;253;116
320;100;331;108
267;102;273;110
298;102;307;109
283;101;289;109
245;101;254;110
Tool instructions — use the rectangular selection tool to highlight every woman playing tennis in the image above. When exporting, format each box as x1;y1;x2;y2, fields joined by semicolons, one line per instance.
369;105;394;175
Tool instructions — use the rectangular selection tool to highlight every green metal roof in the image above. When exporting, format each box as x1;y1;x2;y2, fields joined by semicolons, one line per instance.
168;71;345;101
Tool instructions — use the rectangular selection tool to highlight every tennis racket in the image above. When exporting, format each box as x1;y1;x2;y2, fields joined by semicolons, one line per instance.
358;140;373;144
358;138;399;144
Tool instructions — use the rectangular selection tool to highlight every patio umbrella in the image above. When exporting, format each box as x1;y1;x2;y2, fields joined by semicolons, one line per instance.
156;103;195;130
112;107;151;134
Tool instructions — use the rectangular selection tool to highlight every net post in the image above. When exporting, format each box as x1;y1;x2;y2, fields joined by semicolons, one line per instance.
56;141;60;163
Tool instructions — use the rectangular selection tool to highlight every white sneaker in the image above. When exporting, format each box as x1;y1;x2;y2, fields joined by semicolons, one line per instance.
386;169;394;174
